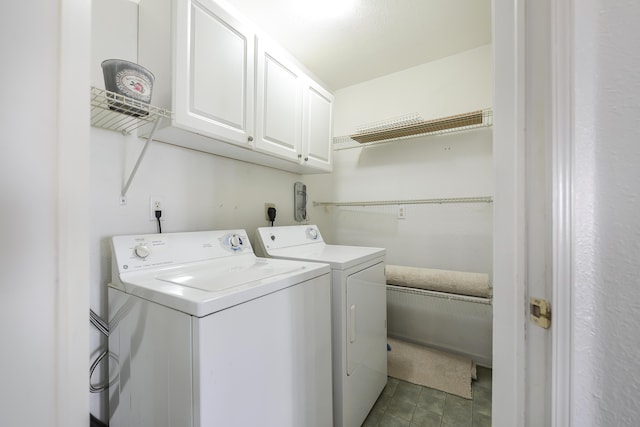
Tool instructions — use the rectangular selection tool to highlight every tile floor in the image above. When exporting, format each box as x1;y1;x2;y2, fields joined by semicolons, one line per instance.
362;366;492;427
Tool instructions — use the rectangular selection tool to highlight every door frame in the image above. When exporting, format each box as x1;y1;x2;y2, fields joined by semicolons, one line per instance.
56;0;91;425
492;0;526;425
493;0;574;426
550;0;574;425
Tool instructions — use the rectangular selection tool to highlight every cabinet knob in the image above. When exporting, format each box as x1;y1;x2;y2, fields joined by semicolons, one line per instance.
247;136;254;142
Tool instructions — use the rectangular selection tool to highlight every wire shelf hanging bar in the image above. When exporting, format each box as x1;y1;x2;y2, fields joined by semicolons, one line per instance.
313;196;493;207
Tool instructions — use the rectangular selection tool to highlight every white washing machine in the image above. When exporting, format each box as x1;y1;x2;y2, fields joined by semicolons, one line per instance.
255;225;387;427
108;229;333;427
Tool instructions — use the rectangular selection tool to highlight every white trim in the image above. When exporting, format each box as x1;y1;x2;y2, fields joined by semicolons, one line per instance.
550;0;574;426
492;0;526;425
56;0;91;425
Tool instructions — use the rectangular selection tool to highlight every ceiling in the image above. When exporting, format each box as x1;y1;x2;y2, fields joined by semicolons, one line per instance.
227;0;492;91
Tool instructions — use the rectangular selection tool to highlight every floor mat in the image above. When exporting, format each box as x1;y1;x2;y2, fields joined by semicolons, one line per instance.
387;337;475;399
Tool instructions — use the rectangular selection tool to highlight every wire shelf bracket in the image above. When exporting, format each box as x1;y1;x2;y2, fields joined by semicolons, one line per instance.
120;117;162;201
90;87;173;201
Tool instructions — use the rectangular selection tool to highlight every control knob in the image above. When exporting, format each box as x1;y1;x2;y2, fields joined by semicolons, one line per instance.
307;228;318;240
134;244;151;259
228;234;243;250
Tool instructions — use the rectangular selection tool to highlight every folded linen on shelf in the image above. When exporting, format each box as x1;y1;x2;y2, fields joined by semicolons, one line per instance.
385;264;491;298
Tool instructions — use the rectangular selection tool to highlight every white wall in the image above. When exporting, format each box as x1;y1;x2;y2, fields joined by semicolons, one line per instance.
306;45;493;273
89;0;305;421
1;1;90;426
0;2;58;424
573;1;640;425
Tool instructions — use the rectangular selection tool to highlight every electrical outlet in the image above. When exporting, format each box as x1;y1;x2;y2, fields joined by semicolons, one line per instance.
265;203;276;221
150;196;165;221
398;205;406;219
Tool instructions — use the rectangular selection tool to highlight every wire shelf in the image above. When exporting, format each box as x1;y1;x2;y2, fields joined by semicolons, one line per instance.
90;86;172;134
333;109;493;151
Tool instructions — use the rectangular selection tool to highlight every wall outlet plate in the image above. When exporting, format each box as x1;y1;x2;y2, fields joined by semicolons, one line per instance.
150;196;165;221
398;205;406;219
265;203;276;221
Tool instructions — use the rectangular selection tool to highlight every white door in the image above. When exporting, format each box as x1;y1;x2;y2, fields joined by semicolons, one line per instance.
175;0;255;147
345;263;387;377
345;262;387;427
254;39;302;162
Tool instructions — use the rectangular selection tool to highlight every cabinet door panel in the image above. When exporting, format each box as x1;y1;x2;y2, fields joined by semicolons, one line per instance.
302;82;333;171
175;0;254;146
191;6;245;128
255;43;302;162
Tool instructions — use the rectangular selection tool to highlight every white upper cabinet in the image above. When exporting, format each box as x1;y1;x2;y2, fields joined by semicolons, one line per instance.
138;0;332;174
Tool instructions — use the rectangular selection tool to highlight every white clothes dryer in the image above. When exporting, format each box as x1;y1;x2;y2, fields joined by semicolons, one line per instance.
108;229;333;427
255;225;387;427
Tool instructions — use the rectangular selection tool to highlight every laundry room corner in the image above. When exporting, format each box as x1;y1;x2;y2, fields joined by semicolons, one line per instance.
305;45;494;365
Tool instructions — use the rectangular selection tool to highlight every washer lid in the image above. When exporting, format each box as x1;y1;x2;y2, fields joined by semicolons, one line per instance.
155;257;303;291
110;255;330;317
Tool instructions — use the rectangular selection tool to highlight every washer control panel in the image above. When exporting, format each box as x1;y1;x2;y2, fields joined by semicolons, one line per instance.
112;230;254;273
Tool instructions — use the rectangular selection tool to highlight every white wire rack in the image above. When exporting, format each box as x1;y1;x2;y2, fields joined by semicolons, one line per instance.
312;196;493;207
354;112;424;134
90;86;172;134
333;109;493;151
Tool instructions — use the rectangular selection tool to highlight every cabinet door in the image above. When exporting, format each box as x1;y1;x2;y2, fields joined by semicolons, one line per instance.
302;80;333;171
174;0;255;147
254;39;302;162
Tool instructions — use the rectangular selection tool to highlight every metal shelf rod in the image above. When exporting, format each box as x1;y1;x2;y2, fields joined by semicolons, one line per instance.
313;196;493;207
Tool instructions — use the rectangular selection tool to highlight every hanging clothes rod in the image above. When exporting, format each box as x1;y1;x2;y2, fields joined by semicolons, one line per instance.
312;196;493;207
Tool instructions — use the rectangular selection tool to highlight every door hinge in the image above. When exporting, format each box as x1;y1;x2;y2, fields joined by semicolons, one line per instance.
530;297;551;329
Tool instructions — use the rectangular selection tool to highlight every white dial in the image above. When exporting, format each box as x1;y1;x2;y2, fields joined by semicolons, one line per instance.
228;234;242;250
307;228;318;240
134;244;151;259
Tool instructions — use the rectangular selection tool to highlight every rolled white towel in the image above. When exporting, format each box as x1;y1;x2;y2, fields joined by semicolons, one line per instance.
385;265;491;298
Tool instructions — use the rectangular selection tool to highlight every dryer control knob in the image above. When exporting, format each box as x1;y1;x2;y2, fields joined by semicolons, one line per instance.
307;228;318;240
134;244;151;259
228;234;243;250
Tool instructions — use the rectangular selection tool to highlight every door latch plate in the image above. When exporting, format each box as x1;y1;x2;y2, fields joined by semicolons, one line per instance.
530;297;551;329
